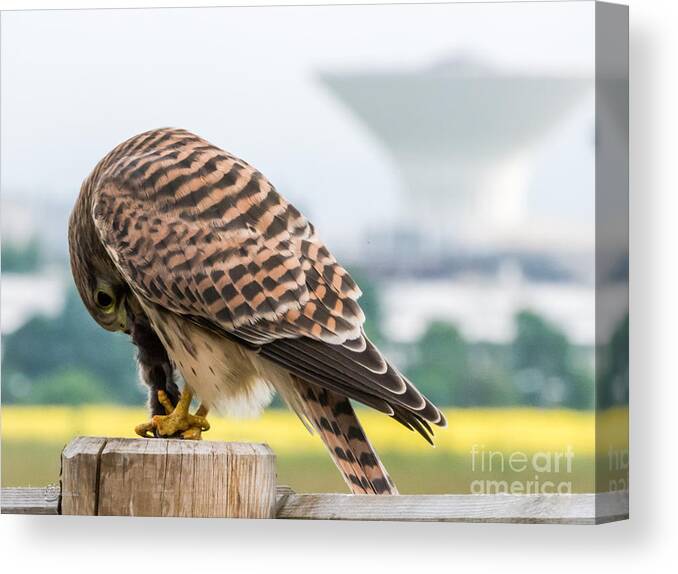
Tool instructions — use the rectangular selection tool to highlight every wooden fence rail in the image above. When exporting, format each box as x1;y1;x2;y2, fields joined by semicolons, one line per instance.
0;437;629;524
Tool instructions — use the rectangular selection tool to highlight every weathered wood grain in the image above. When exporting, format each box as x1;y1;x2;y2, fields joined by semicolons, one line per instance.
275;491;629;524
60;436;107;515
60;436;277;518
0;486;60;515
0;485;288;516
97;437;169;516
2;485;628;524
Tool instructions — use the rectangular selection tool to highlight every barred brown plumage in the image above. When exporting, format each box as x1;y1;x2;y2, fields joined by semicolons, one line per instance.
69;127;446;495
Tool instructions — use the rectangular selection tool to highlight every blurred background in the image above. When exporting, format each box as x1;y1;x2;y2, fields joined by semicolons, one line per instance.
1;3;628;493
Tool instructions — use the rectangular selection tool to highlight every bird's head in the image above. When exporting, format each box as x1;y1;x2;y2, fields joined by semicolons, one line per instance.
85;276;130;333
68;187;131;333
71;255;131;333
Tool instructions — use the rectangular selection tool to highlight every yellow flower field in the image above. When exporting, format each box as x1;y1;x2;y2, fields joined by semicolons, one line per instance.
2;405;628;454
1;406;628;493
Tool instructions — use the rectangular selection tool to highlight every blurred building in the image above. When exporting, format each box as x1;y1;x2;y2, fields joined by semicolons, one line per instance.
322;57;594;278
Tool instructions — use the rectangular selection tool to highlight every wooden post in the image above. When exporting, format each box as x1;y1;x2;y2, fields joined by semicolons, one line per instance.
60;437;277;518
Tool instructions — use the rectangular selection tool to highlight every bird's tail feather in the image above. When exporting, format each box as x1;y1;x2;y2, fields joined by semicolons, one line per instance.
291;376;398;495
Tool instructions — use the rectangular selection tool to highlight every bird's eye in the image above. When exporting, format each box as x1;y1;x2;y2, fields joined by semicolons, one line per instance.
94;289;115;312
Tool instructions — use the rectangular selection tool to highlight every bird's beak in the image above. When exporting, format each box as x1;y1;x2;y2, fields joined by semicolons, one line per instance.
116;297;128;331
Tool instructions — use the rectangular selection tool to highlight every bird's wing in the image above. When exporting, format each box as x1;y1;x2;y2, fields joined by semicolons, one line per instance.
91;144;314;332
91;128;445;438
229;320;446;437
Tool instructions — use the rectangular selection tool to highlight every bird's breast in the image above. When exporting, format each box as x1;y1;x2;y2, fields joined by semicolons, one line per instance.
142;304;275;418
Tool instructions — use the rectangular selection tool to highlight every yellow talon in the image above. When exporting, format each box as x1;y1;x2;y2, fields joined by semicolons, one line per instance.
134;389;210;440
157;390;175;415
134;420;156;438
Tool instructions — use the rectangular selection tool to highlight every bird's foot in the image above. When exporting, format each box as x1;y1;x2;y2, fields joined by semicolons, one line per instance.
134;390;210;440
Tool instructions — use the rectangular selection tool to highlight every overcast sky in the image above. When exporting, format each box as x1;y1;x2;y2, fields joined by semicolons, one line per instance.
1;2;595;253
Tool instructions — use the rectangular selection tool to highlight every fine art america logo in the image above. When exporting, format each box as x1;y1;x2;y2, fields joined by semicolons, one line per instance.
469;444;575;494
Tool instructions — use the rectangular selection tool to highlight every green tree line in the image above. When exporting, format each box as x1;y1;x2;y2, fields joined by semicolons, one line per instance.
2;267;626;410
2;238;44;273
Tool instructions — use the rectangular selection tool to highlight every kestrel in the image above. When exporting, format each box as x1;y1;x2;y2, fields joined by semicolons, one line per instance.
68;128;446;494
